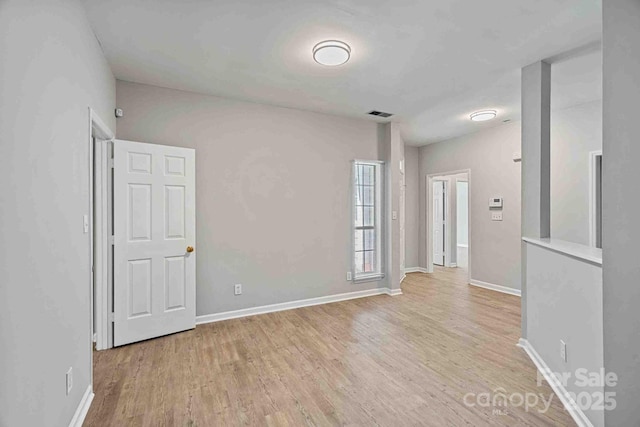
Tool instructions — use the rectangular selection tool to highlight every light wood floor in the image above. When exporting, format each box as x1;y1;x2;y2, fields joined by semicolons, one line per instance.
85;268;574;426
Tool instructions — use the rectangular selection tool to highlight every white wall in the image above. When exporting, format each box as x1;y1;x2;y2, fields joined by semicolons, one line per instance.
404;145;420;268
419;122;522;290
0;1;116;425
525;243;603;427
115;81;384;316
603;1;640;424
551;100;602;245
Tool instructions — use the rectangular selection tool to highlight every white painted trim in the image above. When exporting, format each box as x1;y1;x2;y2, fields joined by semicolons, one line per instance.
196;287;399;325
426;169;471;283
90;108;115;352
68;385;94;427
522;237;602;266
588;150;602;248
469;279;521;297
385;288;403;296
400;274;407;283
404;267;428;273
517;339;594;427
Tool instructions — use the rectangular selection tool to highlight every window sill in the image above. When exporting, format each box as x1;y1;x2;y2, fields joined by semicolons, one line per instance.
354;273;385;283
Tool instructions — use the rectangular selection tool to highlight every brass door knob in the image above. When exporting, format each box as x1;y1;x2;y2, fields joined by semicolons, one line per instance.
186;246;194;253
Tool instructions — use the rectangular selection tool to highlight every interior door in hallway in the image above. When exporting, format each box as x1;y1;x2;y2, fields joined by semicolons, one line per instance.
113;140;196;346
433;180;445;266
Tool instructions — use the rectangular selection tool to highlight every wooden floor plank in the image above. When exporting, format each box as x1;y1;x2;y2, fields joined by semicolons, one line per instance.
85;267;574;426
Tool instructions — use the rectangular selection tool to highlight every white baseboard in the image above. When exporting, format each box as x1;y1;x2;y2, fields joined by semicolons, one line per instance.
385;288;403;296
404;267;428;273
196;287;401;325
449;263;457;268
517;339;593;427
401;273;407;283
469;279;521;297
68;385;94;427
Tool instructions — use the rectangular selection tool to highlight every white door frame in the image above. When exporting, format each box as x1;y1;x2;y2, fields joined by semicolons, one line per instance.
432;179;447;266
426;169;471;283
89;108;114;352
588;150;602;248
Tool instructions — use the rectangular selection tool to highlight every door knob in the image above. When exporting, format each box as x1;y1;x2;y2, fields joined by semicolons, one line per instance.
186;246;194;253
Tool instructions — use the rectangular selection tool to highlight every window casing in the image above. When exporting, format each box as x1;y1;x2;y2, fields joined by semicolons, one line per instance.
352;160;384;281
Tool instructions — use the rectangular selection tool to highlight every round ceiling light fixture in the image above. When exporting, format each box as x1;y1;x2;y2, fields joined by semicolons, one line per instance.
313;40;351;66
470;110;497;122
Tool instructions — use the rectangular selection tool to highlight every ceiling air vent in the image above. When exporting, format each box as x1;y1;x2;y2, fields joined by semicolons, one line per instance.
368;110;393;118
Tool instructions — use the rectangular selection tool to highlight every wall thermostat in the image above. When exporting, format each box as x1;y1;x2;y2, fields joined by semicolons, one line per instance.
489;197;503;208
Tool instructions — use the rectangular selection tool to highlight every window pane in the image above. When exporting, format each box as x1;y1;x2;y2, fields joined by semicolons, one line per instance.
362;185;374;206
364;229;375;251
355;251;364;274
354;230;364;252
363;206;374;227
362;165;374;185
364;250;375;273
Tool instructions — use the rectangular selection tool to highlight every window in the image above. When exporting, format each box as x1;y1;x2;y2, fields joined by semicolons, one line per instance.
352;160;384;281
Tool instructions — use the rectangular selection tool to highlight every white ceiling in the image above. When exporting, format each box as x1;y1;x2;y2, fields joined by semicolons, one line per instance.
83;0;602;145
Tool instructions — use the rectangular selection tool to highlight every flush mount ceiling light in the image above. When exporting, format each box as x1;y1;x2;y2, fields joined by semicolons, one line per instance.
313;40;351;66
470;110;497;122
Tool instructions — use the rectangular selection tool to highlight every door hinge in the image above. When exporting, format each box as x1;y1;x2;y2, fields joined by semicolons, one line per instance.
108;312;115;323
109;235;115;245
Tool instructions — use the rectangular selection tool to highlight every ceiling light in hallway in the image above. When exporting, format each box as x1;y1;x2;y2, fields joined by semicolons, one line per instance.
313;40;351;66
470;110;497;121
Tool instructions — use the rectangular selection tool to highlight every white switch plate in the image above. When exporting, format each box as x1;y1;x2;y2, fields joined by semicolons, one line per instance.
491;211;503;221
560;340;567;362
66;367;73;395
346;271;352;281
234;284;242;295
392;211;398;220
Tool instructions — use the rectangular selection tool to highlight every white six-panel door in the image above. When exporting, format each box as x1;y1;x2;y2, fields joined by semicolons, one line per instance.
113;140;196;346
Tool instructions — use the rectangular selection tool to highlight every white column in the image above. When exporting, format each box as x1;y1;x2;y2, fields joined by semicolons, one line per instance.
520;60;551;338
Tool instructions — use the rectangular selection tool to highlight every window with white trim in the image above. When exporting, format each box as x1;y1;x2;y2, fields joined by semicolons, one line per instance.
352;160;384;281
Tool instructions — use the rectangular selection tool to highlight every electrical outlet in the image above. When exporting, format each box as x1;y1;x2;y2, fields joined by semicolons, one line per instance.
491;211;503;221
346;271;352;281
234;284;242;295
560;340;567;362
66;367;73;395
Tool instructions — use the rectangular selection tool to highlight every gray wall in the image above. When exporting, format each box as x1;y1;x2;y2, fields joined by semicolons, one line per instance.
419;122;522;290
0;1;116;425
603;0;640;424
551;100;602;245
404;145;420;268
115;81;384;316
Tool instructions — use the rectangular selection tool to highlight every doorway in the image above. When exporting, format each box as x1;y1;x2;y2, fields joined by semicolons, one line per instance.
92;135;198;349
426;170;470;283
432;180;446;266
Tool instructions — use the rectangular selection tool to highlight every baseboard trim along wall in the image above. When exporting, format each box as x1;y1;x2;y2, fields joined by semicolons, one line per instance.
517;339;594;427
68;385;94;427
196;287;402;325
469;279;521;297
404;267;429;273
